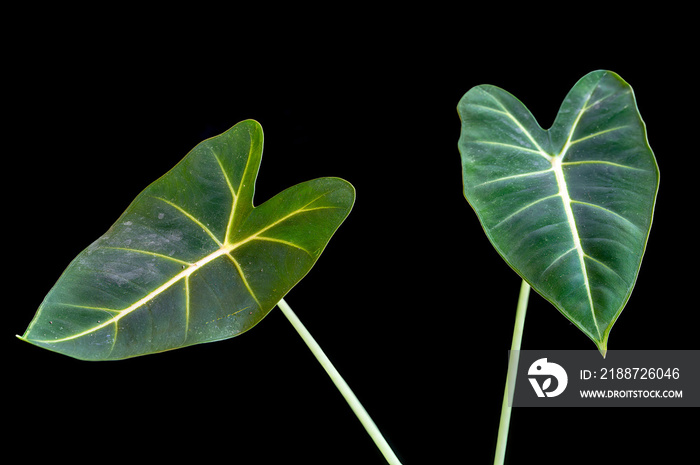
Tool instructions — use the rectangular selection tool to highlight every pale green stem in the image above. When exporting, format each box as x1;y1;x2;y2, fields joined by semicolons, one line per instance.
493;279;531;465
277;298;403;465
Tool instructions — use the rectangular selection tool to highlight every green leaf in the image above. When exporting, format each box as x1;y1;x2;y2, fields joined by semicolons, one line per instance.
457;70;659;355
19;119;355;360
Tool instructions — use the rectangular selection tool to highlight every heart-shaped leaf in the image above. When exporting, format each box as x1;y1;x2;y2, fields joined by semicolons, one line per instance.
19;119;355;360
458;70;659;355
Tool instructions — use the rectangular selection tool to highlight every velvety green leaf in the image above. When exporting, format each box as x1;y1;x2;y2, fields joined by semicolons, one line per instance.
20;120;355;360
458;70;659;355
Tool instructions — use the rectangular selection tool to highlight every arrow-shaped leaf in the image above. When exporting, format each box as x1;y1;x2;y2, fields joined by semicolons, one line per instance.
457;70;659;355
19;119;355;360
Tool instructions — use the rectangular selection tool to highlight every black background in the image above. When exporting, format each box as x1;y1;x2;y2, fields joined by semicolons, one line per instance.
7;7;695;464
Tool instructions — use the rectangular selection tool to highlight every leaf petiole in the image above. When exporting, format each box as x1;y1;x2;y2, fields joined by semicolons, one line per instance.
493;279;530;465
277;298;403;465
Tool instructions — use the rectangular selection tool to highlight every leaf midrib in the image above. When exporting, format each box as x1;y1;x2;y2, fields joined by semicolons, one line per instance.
551;155;600;339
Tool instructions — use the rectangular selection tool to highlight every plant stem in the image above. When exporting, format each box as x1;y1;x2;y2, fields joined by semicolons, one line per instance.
277;298;403;465
493;279;531;465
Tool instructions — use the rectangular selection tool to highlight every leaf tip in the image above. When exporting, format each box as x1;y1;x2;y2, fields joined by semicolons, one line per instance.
597;342;608;359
